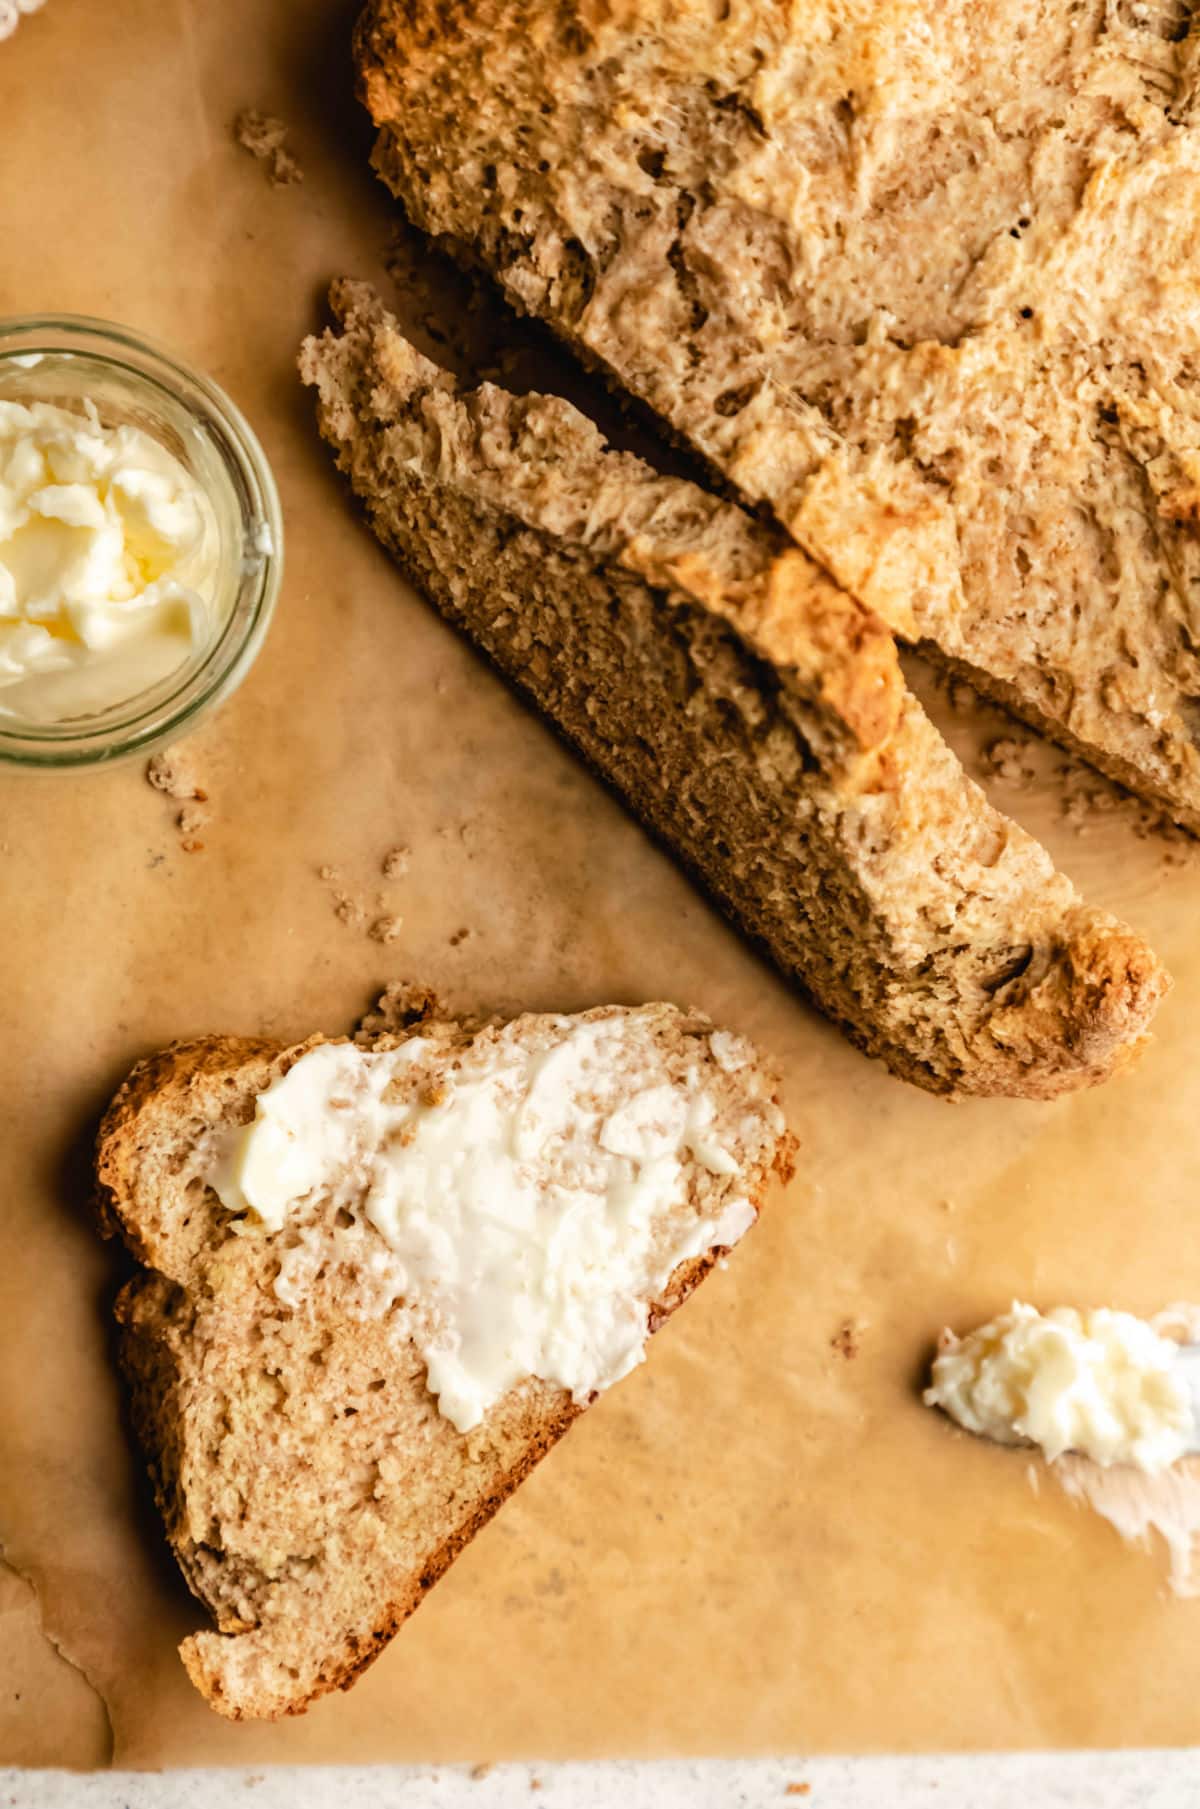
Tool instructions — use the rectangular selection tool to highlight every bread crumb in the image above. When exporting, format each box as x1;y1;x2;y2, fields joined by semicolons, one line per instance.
981;735;1038;787
234;108;303;186
944;674;984;715
177;799;211;836
369;914;403;943
469;1763;493;1781
382;845;410;880
1058;758;1198;862
830;1320;860;1360
146;749;205;802
319;859;413;937
1060;763;1120;831
960;681;1197;863
529;1782;542;1794
785;1786;811;1798
147;749;213;850
356;981;443;1039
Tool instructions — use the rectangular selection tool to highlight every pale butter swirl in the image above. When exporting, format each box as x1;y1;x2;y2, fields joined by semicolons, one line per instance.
209;1015;767;1434
0;397;218;714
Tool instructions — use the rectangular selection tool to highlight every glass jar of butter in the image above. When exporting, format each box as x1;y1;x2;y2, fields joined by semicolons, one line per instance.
0;314;282;768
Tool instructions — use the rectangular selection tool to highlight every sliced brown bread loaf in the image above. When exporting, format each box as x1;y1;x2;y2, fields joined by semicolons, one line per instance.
358;0;1200;830
95;999;790;1719
299;282;1166;1100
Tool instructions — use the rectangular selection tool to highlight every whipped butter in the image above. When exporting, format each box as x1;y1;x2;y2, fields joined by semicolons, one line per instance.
210;1013;766;1433
925;1303;1194;1472
0;398;219;717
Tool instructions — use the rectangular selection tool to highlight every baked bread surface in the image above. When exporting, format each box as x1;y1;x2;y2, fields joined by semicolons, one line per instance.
358;0;1200;829
300;282;1167;1100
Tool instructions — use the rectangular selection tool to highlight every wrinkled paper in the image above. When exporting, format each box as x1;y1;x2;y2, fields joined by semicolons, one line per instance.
3;0;1200;1768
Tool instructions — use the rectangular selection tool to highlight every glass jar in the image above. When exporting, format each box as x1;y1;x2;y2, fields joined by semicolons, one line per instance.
0;314;283;768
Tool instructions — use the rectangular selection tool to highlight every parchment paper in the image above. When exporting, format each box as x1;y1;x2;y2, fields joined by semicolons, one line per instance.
4;0;1200;1768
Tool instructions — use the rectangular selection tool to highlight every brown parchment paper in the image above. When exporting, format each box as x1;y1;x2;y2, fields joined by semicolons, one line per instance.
4;0;1200;1769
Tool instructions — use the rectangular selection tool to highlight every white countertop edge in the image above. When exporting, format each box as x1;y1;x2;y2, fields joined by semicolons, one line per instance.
4;1753;1199;1808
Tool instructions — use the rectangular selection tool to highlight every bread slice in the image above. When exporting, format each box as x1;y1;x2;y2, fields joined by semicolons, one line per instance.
358;0;1200;831
299;282;1166;1100
95;997;790;1720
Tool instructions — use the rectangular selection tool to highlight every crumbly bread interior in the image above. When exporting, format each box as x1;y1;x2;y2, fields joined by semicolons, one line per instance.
95;1001;788;1719
300;283;1167;1099
359;0;1200;829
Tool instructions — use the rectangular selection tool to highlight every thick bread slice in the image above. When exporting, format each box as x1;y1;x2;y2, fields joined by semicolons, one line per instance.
359;0;1200;830
95;1000;790;1720
299;282;1166;1099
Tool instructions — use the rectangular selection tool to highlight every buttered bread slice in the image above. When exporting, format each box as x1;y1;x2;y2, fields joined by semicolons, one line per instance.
95;999;791;1719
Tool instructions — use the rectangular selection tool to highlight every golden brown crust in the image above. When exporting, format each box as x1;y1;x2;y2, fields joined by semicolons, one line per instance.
324;274;899;771
985;914;1165;1100
630;543;903;759
94;1037;284;1257
358;0;1200;831
299;283;1169;1100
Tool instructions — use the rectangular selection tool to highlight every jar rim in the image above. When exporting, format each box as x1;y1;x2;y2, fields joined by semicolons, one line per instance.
0;312;283;769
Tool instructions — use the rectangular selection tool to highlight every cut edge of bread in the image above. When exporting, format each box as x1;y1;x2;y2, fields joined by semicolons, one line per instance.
175;1375;586;1719
298;279;1169;1102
